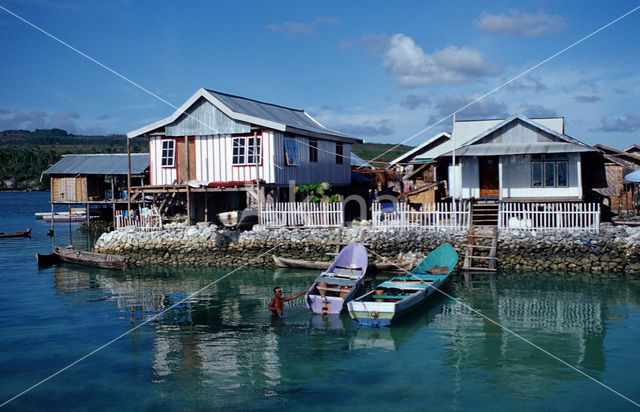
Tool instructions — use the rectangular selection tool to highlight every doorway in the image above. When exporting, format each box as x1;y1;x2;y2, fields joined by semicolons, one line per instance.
479;156;499;198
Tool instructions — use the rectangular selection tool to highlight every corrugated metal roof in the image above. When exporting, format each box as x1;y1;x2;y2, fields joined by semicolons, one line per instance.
350;152;372;168
127;88;362;143
44;154;149;175
442;142;596;157
206;89;354;140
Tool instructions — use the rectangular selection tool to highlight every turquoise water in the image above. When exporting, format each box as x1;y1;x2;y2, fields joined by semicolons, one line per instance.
1;191;639;410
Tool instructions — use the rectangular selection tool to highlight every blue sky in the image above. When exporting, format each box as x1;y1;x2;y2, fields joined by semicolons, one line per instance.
0;0;639;151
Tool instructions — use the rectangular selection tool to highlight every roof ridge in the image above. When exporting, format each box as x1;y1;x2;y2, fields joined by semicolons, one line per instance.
205;89;305;112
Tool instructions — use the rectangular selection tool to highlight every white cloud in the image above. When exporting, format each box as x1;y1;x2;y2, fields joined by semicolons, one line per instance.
574;95;602;103
474;9;565;37
0;109;117;135
265;17;339;37
433;94;508;120
596;114;640;132
382;34;501;87
335;120;394;138
505;76;547;92
400;94;431;110
520;104;557;118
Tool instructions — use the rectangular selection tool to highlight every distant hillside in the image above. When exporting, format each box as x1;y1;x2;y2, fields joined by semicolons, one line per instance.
0;129;146;191
0;129;414;190
351;142;414;167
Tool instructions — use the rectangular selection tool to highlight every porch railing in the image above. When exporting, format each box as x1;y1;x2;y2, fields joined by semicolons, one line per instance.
115;207;163;231
498;202;600;233
371;202;471;231
261;202;343;228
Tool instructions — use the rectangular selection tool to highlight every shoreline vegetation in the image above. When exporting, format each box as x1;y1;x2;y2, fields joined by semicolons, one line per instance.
0;128;147;191
0;128;411;191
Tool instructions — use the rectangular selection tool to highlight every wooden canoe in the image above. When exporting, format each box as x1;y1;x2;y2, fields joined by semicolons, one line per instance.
36;246;127;270
273;255;416;272
0;228;31;238
348;243;458;327
35;252;59;267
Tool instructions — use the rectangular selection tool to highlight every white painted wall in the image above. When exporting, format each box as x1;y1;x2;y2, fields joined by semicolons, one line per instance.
499;153;581;199
149;137;177;185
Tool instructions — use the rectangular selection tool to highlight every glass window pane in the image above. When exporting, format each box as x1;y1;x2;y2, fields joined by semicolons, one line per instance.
545;162;555;186
532;162;542;187
557;162;568;186
284;138;299;166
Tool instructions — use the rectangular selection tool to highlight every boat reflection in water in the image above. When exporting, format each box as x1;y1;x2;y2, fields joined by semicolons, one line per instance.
40;262;625;408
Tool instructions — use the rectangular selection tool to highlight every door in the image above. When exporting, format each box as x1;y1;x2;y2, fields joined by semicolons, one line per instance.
479;156;499;198
176;137;196;183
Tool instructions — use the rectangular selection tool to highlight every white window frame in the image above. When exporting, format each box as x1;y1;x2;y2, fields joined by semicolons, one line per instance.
232;136;261;165
161;139;175;167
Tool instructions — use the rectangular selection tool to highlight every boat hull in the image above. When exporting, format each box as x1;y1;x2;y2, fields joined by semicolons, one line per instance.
305;283;362;315
304;243;369;314
54;247;127;270
273;255;414;272
348;288;439;326
0;228;31;238
273;255;331;270
347;243;458;327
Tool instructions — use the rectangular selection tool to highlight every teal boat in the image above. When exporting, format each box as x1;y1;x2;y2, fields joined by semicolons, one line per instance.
347;243;458;327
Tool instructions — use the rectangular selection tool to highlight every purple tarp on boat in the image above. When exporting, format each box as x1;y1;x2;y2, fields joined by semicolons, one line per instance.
305;243;368;315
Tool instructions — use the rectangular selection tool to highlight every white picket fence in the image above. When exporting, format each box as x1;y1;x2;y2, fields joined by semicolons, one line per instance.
371;202;471;231
115;207;163;231
261;202;343;228
498;202;600;232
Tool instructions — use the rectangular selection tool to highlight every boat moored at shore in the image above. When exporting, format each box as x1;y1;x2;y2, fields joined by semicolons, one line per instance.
348;243;458;327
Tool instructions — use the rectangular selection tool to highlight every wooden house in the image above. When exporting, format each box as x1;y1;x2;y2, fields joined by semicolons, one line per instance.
127;88;362;223
441;115;596;201
585;144;640;216
44;154;149;204
43;153;149;226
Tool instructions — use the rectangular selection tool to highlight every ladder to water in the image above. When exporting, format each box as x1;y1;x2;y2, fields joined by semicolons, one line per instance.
462;225;498;272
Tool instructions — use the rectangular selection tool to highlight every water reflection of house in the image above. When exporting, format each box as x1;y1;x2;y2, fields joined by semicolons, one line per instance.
432;278;607;396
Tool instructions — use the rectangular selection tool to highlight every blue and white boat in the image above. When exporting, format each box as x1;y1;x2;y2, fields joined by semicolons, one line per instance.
347;243;458;327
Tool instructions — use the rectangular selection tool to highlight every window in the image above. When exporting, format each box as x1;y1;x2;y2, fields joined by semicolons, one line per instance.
531;154;568;187
161;139;175;167
284;138;299;166
336;142;343;165
232;137;246;165
232;136;261;165
247;136;261;164
309;138;318;163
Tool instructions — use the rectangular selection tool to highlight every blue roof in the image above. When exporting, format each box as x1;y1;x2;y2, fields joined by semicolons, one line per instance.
44;154;149;175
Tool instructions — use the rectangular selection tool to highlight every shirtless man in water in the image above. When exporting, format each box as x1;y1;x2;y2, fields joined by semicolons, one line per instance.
268;287;305;317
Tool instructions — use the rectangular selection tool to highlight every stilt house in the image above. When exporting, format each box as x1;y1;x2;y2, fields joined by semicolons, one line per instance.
127;88;362;223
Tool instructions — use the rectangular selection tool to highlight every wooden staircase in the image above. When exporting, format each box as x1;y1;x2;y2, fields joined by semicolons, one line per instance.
470;201;499;225
462;225;498;272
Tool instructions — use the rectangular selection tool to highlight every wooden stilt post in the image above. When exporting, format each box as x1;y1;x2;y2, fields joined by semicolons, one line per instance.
111;177;116;230
50;199;54;235
185;135;191;225
204;188;208;223
127;137;131;217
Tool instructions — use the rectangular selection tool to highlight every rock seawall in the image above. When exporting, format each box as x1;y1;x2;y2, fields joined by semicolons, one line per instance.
93;223;640;274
